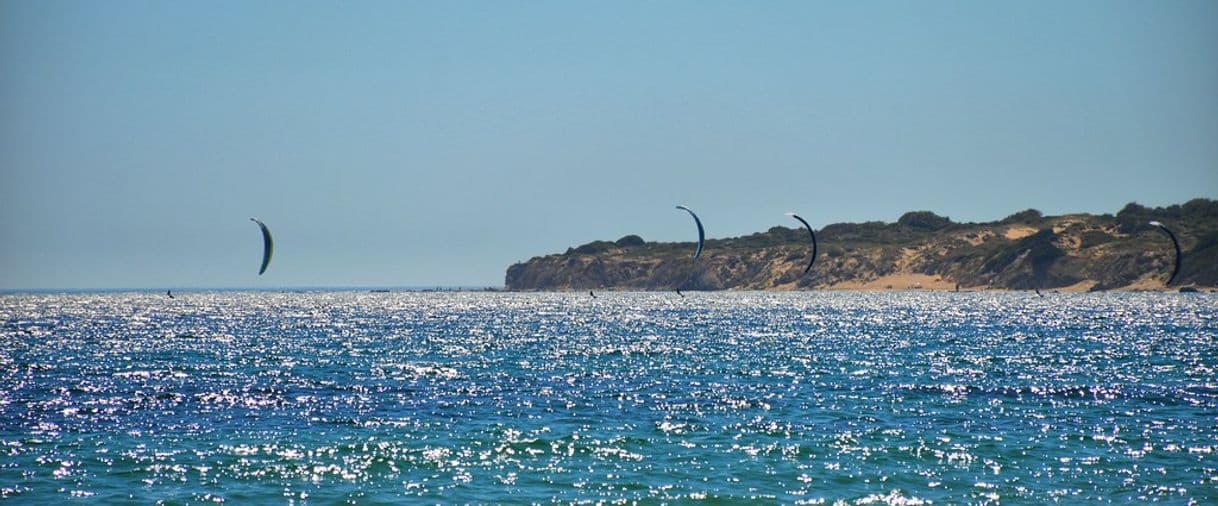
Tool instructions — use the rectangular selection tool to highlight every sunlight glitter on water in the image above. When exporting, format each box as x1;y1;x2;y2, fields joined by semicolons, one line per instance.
1;291;1216;502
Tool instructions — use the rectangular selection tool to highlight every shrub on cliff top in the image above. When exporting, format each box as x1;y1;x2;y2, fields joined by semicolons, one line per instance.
571;240;615;255
897;211;952;231
1000;209;1043;225
614;235;645;247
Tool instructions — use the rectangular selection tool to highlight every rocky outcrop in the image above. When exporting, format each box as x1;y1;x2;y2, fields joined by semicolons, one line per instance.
506;199;1218;291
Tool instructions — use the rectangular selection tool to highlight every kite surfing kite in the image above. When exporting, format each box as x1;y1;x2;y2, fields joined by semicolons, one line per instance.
675;205;705;260
674;205;706;295
1148;221;1181;286
785;212;818;276
250;218;274;275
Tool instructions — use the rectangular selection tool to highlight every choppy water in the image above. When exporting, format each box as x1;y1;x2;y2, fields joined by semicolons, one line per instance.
1;291;1216;504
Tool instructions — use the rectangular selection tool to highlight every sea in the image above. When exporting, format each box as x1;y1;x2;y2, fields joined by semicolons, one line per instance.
1;290;1215;504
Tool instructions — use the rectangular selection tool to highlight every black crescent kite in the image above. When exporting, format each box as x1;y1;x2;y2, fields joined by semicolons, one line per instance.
673;205;706;296
250;218;274;275
1149;221;1181;286
785;212;818;275
675;205;705;260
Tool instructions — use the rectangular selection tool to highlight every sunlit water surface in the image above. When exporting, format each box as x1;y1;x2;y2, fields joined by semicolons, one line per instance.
2;291;1216;503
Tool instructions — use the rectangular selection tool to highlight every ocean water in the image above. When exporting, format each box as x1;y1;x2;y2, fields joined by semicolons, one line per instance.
1;291;1215;504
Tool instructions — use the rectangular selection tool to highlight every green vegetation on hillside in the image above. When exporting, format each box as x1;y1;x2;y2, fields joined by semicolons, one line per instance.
506;200;1218;291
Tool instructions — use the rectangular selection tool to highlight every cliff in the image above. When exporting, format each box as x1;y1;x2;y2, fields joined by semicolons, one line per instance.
505;199;1218;291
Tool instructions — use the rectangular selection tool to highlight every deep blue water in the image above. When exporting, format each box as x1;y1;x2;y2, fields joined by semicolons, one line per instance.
1;291;1215;503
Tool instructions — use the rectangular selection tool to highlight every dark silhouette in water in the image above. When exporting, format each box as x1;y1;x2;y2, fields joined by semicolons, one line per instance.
1035;286;1043;297
590;290;597;298
1148;221;1182;286
167;290;174;299
676;289;684;297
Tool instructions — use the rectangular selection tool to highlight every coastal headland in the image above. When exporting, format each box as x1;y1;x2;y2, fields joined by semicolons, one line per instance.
506;200;1217;292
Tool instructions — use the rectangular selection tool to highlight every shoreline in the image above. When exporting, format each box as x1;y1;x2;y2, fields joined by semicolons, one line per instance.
517;285;1214;293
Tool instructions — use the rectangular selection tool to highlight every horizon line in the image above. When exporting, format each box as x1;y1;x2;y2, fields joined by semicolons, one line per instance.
0;285;506;295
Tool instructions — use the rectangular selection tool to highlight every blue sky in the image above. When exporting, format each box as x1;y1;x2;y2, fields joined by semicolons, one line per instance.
2;0;1216;289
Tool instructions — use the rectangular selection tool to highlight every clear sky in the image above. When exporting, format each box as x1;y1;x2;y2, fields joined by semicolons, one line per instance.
2;1;1216;289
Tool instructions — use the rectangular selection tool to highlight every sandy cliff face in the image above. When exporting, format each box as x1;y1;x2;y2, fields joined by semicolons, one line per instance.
506;200;1218;291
